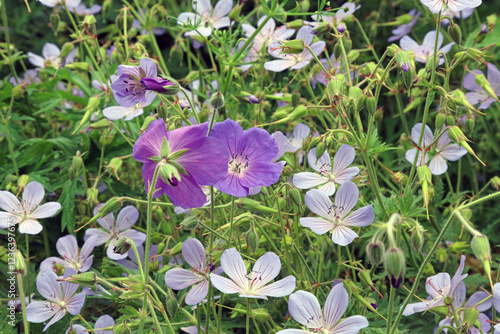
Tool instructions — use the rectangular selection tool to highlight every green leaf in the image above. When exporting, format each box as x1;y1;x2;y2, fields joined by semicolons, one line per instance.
59;179;77;233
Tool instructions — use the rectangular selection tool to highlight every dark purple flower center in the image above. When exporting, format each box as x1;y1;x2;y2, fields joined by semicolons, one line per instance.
122;76;146;96
228;152;250;175
167;176;179;187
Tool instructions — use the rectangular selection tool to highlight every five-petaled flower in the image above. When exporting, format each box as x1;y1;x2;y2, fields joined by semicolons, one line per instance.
464;63;500;110
419;0;481;14
276;283;369;334
26;268;85;332
40;235;97;273
84;205;146;260
28;42;75;68
293;144;359;196
65;314;115;334
209;119;283;197
210;248;296;299
165;238;222;305
400;30;454;65
133;119;229;208
0;181;61;235
300;182;375;246
309;2;361;31
177;0;232;38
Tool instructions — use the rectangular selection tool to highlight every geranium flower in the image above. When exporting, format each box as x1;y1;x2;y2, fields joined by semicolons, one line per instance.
388;9;421;42
65;314;115;334
26;268;85;332
132;119;229;208
277;284;369;333
210;248;296;299
285;123;311;153
9;69;40;87
293;144;359;196
405;123;467;175
71;3;102;15
419;0;481;14
84;205;146;260
177;0;232;38
103;94;155;121
464;63;500;110
300;182;374;246
165;238;222;305
403;255;467;316
309;2;361;30
28;42;75;68
209;119;283;197
264;26;326;72
400;30;454;65
0;181;61;235
40;235;97;273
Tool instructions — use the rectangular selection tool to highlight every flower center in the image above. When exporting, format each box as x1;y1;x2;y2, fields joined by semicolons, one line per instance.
122;77;146;96
228;153;250;175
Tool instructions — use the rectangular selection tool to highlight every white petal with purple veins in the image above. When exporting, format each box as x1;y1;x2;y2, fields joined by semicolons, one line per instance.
30;202;61;219
334;182;359;219
182;238;207;271
185;280;209;305
300;217;334;235
219;248;248;289
293;172;328;191
343;205;374;227
19;219;43;235
23;182;45;213
165;268;204;290
304;189;335;220
254;275;295;298
331;226;358;246
210;273;244;294
323;283;349;329
288;290;323;328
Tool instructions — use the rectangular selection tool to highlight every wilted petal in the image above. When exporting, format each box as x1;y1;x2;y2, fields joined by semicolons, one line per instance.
304;189;335;220
288;290;323;328
331;226;358;246
182;238;207;271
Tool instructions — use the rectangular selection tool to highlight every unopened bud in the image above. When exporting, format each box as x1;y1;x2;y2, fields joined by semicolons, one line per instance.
273;39;305;55
387;44;400;57
246;230;259;254
471;234;491;263
141;116;157;132
462;307;480;332
289;188;302;207
384;247;405;288
291;92;301;108
465;116;475;134
87;97;100;111
366;239;385;265
15;250;26;275
82;14;96;27
286;19;304;30
366;95;377;115
228;3;243;21
409;223;425;252
491;176;500;190
448;23;462;45
347;86;363;110
166;298;178;318
113;237;132;255
289;105;307;121
252;308;270;322
209;92;225;109
72;151;84;172
17;175;30;189
327;79;344;101
67;272;97;287
313;22;330;34
358;270;374;289
445;114;455;126
97;198;123;217
435;112;446;130
11;85;25;99
374;108;383;122
64;62;90;71
50;12;60;35
315;142;327;162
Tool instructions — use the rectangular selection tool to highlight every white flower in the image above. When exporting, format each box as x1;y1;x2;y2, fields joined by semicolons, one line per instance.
37;0;81;9
177;0;233;38
28;42;75;68
400;30;454;65
419;0;481;14
0;182;61;235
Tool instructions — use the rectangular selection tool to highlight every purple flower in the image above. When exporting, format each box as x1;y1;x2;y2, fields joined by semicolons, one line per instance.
141;77;176;93
400;30;454;65
403;255;467;316
209;119;283;197
26;268;85;332
110;58;158;108
84;205;146;260
71;4;102;15
464;63;500;110
177;0;232;38
420;0;480;14
481;24;488;34
40;235;97;273
300;182;374;246
66;314;115;334
133;119;229;208
0;181;61;235
293;144;359;196
405;123;467;175
264;26;326;72
28;42;75;68
388;9;421;42
9;69;39;87
277;283;369;333
210;248;295;299
165;238;222;305
117;244;163;272
309;2;361;29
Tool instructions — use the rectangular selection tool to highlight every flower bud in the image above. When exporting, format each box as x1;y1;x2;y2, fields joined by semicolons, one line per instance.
245;230;259;254
286;19;304;29
366;239;385;265
17;175;30;189
448;126;485;166
15;250;26;275
315;142;327;162
491;176;500;190
140;116;157;132
429;305;450;316
348;86;363;111
228;3;243;21
366;95;377;115
465;116;475;134
358;269;374;289
113;237;132;255
409;223;425;252
387;44;400;57
67;272;97;287
374;108;383;122
343;39;352;54
68;166;77;180
82;14;96;27
72;151;84;172
289;105;308;121
384;247;405;288
445;114;455;126
448;23;462;45
107;157;123;180
273;39;305;55
166;298;178;318
334;43;342;59
98;198;123;217
252;308;270;322
435;112;446;130
463;307;480;332
50;12;60;35
392;171;408;185
11;84;25;99
313;22;330;34
141;77;180;95
181;216;200;230
289;188;302;207
471;234;491;265
327;78;344;102
209;91;225;109
291;92;301;108
64;62;90;71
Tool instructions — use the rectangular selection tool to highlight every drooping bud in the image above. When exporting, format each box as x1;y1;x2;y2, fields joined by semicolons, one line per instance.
447;23;462;45
289;188;302;207
366;239;385;265
465;116;475;134
409;223;425;252
72;151;84;172
11;85;25;99
334;43;342;59
445;114;455;126
166;298;178;318
313;22;330;34
387;44;400;57
291;92;301;108
471;234;491;279
435;112;446;130
245;229;259;254
209;91;225;109
113;237;132;255
374;108;384;122
384;247;405;288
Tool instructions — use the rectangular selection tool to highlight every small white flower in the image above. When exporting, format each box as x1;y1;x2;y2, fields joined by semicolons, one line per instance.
419;0;481;14
177;0;233;38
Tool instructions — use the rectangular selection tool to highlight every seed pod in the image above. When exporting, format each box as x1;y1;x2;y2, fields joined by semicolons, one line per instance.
286;19;304;30
289;188;302;207
86;188;99;205
448;23;462;45
113;237;132;255
289;105;307;121
98;198;123;217
210;92;225;109
343;39;352;54
11;85;25;99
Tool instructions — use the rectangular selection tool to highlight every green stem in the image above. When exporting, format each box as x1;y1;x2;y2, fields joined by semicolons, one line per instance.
331;25;352;84
25;234;30;302
148;28;170;76
1;0;18;81
146;298;166;334
246;298;251;334
386;285;395;333
77;314;97;334
179;87;200;124
17;273;29;333
1;98;19;176
130;240;146;282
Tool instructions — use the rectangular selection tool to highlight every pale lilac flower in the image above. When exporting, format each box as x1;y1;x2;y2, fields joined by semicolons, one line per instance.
441;7;474;25
66;314;114;334
405;123;467;175
494;283;500;310
9;69;39;87
26;268;85;332
84;205;146;260
37;0;81;9
165;238;222;305
464;63;500;110
388;9;421;42
92;74;118;93
71;4;102;15
277;283;369;333
209;119;283;197
309;2;361;30
286;123;311;153
420;0;481;14
403;255;467;316
300;183;374;246
40;235;97;273
177;0;232;38
264;26;326;72
293;144;359;195
181;326;204;334
103;94;155;121
0;181;61;235
28;42;75;68
400;30;454;65
117;244;163;272
210;248;295;299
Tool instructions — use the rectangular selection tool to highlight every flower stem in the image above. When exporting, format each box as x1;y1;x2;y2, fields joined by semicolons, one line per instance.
1;0;18;81
129;240;145;282
246;298;251;334
77;314;97;334
386;285;395;333
17;272;29;333
0;98;19;176
25;234;30;302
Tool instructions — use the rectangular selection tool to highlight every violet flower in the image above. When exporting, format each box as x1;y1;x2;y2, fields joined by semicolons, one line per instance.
405;123;467;175
309;2;361;30
210;248;295;299
264;26;326;73
84;205;146;260
133;119;229;208
209;119;283;197
9;69;39;87
40;235;97;273
400;30;454;65
464;63;500;110
177;0;232;38
293;144;359;195
110;58;158;108
403;255;467;316
277;284;369;333
26;268;85;332
66;314;115;334
388;9;421;42
28;42;75;68
420;0;480;14
71;4;102;15
301;183;374;246
0;181;61;235
165;238;222;305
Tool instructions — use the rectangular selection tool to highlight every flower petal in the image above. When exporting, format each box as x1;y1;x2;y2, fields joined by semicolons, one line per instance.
37;271;62;301
56;235;78;261
288;290;323;328
84;228;111;246
255;275;295;298
165;268;204;290
210;273;245;294
334;167;360;184
95;315;115;334
185;280;209;305
300;217;334;235
0;190;21;213
343;205;374;227
331;315;369;334
304;189;335;220
264;59;294;72
30;202;61;219
26;301;59;323
66;292;86;315
213;0;232;19
334;182;359;219
331;226;358;246
0;212;22;228
18;219;43;235
425;272;451;298
308;148;331;173
324;283;349;329
250;252;282;289
293;172;328;191
132;119;167;162
23;181;45;213
115;206;139;231
429;154;448;175
332;144;356;176
411;123;434;148
220;248;248;289
182;238;207;271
